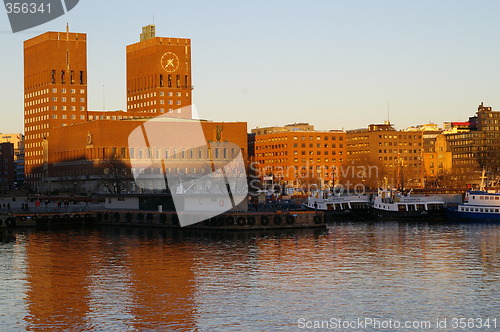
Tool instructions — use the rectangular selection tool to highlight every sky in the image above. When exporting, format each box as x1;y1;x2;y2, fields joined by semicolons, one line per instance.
0;0;499;134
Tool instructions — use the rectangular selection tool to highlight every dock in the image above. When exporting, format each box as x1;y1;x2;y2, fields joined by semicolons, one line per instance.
0;210;326;230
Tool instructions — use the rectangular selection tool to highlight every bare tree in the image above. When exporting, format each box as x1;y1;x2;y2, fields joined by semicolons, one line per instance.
100;154;131;194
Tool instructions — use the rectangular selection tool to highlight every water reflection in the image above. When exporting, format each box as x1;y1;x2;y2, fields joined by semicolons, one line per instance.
1;222;498;330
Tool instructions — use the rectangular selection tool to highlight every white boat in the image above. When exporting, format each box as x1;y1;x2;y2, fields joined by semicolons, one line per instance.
371;188;445;219
303;191;370;218
446;170;500;221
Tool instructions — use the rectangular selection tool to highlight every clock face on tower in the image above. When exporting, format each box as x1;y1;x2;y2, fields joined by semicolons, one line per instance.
161;52;180;72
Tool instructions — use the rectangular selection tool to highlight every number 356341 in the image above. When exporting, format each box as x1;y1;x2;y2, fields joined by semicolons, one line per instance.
5;2;52;14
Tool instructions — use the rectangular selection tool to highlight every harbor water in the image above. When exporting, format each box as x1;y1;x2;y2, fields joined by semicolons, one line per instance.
0;221;498;331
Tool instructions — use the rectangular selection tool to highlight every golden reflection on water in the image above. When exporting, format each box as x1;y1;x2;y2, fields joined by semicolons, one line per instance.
10;223;500;330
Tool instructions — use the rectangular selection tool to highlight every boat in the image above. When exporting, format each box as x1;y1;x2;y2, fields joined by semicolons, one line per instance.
446;191;500;221
446;170;500;222
371;188;445;220
303;190;370;219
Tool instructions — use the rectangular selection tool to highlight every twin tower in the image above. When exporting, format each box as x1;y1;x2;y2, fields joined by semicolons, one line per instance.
23;25;193;185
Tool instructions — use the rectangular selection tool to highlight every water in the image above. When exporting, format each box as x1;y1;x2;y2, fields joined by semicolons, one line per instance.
0;222;498;331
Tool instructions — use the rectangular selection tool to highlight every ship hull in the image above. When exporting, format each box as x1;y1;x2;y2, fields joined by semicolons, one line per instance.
446;207;500;222
370;207;446;220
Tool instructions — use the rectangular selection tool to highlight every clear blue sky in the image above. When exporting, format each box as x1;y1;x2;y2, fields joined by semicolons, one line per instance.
1;0;499;134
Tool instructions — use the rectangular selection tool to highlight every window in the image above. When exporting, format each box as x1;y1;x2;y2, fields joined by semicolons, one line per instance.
51;70;56;84
61;70;65;84
160;74;164;87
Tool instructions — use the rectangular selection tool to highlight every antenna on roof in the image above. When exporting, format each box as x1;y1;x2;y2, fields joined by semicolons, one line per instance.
387;99;390;124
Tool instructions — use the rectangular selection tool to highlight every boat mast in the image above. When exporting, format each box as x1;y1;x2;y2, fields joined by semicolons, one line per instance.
479;167;487;191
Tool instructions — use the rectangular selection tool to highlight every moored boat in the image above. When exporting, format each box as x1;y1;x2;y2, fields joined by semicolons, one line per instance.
446;190;500;222
446;169;500;222
303;191;370;219
371;188;445;220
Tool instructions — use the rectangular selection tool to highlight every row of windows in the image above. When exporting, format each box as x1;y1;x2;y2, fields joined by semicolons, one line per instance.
128;100;182;109
378;141;421;147
25;124;48;132
379;156;420;161
25;132;47;142
50;114;86;120
51;69;85;85
50;106;86;111
25;159;43;165
25;89;50;99
481;126;500;131
261;165;334;171
293;136;344;141
460;207;500;213
128;91;183;101
51;97;85;102
26;115;49;123
25;106;49;115
129;147;239;160
475;196;500;200
378;149;420;154
51;88;85;94
25;98;48;107
257;150;343;157
128;74;190;92
258;158;343;164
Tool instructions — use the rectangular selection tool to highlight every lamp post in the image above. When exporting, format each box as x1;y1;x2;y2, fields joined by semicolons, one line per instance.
0;151;5;199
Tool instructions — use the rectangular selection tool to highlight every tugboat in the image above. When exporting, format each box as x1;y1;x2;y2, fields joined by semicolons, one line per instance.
303;190;370;219
371;188;445;220
446;170;500;222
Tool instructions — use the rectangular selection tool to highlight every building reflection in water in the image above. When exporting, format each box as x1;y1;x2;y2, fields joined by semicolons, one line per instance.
16;223;499;330
24;230;94;330
23;228;197;331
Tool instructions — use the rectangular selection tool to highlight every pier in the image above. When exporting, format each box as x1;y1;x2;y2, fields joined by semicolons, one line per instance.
0;210;326;230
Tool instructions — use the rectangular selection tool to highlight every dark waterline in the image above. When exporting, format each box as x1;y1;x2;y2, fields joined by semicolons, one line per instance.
0;221;498;331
